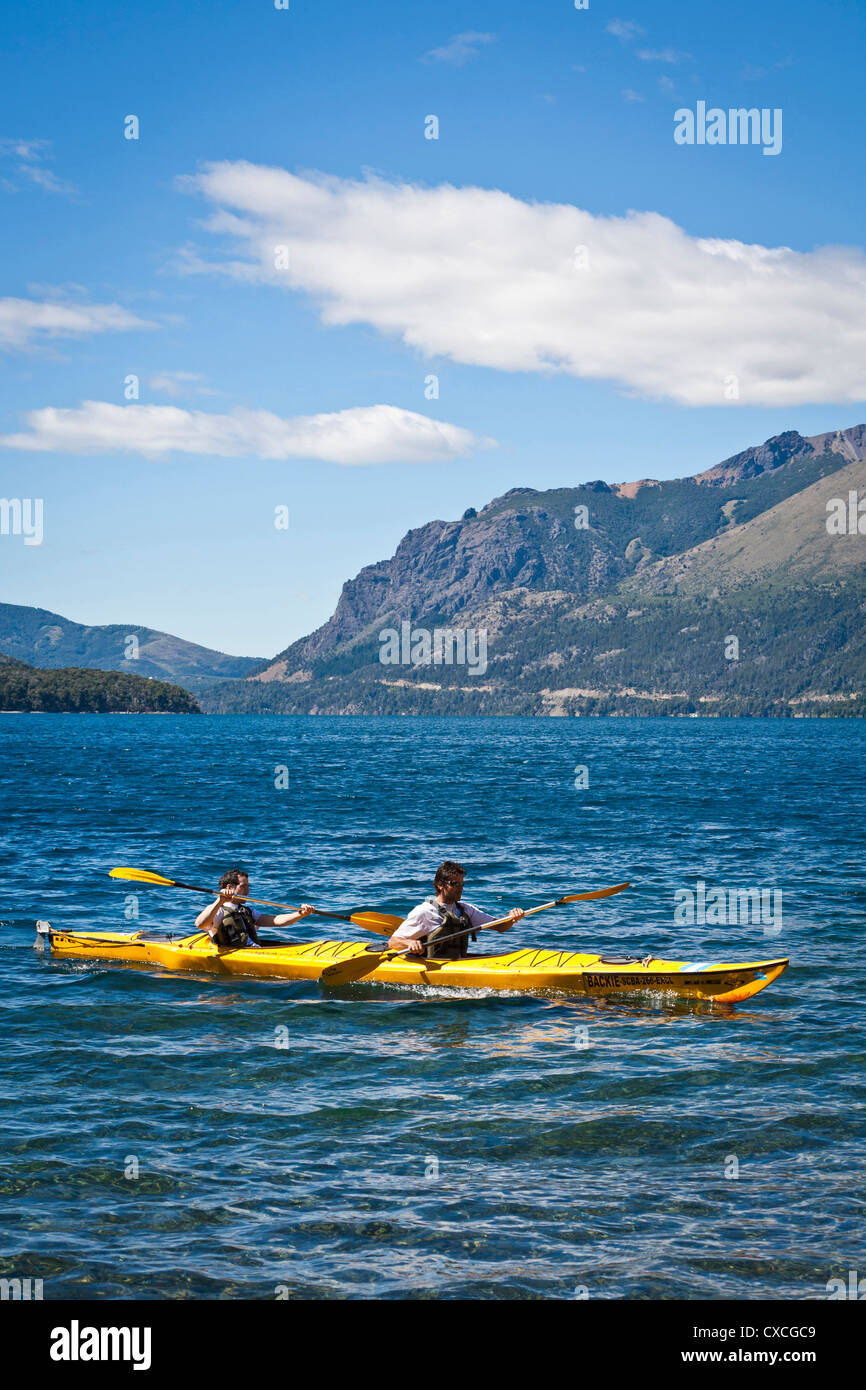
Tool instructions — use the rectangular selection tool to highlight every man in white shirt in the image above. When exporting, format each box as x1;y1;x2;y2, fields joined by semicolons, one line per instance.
388;861;524;960
195;868;314;948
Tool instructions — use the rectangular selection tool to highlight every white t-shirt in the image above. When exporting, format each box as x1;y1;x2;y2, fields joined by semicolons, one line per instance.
395;899;496;943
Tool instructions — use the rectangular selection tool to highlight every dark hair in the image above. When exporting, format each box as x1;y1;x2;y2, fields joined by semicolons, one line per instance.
219;868;248;889
434;861;465;888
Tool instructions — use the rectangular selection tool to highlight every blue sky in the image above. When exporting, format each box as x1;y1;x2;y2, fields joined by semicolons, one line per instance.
1;0;864;656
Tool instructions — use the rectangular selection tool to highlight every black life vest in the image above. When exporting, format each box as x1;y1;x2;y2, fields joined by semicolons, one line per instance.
215;901;257;948
423;897;477;959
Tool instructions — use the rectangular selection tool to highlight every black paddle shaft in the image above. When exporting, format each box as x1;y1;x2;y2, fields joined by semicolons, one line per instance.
387;920;507;960
386;897;574;962
137;876;364;923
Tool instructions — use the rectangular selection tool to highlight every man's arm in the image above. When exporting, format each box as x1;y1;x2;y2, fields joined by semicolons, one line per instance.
388;904;434;954
247;906;315;939
464;902;525;933
271;905;315;927
195;897;225;934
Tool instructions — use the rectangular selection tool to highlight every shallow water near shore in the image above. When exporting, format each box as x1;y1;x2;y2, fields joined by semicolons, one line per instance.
1;713;864;1299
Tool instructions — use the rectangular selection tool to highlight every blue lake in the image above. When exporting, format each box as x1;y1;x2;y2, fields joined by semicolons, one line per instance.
1;714;864;1299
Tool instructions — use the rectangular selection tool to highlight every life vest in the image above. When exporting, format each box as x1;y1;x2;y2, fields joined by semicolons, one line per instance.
423;897;477;959
215;901;256;949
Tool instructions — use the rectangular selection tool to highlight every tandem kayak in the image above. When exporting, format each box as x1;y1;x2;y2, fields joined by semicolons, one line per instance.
36;924;789;1003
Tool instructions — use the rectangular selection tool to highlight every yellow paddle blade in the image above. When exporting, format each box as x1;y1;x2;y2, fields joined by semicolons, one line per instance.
560;881;630;903
320;952;385;985
109;867;176;886
349;911;404;934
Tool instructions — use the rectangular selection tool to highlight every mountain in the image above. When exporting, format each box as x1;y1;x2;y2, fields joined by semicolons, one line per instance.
200;424;866;718
692;424;866;487
0;653;200;713
0;603;263;690
629;454;866;596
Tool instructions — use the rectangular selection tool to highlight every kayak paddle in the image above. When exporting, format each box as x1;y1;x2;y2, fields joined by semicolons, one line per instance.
344;878;630;936
319;882;631;985
108;867;403;933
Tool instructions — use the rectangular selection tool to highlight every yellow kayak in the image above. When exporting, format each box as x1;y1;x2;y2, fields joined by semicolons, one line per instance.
38;925;789;1003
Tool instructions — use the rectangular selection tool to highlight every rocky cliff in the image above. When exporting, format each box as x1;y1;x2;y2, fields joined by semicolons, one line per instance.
196;423;866;716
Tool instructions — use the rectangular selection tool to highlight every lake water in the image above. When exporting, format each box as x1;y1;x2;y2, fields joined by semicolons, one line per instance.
1;714;864;1299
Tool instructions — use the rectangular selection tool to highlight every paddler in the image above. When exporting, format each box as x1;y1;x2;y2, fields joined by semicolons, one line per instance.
388;861;524;959
195;869;315;949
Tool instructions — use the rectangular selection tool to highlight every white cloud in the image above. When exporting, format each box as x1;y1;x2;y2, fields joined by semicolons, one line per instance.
743;56;793;80
0;137;77;197
0;297;155;350
24;167;77;195
147;370;216;397
178;161;866;408
0;400;493;466
622;89;645;102
424;31;496;66
606;20;645;41
636;48;690;64
0;138;49;161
